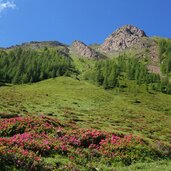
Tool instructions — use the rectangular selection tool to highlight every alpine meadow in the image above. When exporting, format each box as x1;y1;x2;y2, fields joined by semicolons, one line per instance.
0;2;171;170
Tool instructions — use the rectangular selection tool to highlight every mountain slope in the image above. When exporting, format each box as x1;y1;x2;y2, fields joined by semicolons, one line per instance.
0;77;170;170
5;40;68;51
0;77;170;143
0;25;171;170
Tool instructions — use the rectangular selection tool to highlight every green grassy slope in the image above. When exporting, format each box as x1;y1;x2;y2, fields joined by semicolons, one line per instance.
0;77;171;170
0;77;170;144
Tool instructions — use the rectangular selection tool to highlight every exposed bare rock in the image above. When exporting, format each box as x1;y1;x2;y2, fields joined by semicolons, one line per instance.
100;25;147;53
71;40;100;59
147;43;160;74
147;65;160;74
149;44;159;65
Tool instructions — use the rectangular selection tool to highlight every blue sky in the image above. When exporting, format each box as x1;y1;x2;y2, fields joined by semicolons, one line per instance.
0;0;170;47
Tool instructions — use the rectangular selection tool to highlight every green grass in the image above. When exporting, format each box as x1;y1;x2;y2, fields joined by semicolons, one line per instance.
117;160;171;171
71;55;96;76
0;77;171;143
44;159;171;171
0;76;171;170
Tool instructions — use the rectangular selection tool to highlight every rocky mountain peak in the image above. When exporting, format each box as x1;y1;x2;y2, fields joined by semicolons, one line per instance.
100;25;147;53
71;40;100;59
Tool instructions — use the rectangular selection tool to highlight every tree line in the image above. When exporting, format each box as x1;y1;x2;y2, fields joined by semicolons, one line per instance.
85;55;171;94
0;47;77;84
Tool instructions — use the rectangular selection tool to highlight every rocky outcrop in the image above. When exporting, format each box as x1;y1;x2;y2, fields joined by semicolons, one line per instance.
71;40;100;59
147;43;160;74
100;25;147;53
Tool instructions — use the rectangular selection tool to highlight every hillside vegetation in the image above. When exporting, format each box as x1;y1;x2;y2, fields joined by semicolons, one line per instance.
0;77;171;170
0;47;77;84
0;25;171;170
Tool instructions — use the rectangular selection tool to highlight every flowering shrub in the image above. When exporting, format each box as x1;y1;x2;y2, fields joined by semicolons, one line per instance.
1;132;70;156
0;116;62;136
0;145;42;170
59;129;106;148
79;129;106;147
98;134;157;165
60;130;158;165
0;115;169;170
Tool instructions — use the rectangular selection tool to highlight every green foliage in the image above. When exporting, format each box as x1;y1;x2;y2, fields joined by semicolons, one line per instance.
0;116;170;170
0;77;171;170
158;38;171;74
0;47;77;84
116;160;171;171
86;55;169;93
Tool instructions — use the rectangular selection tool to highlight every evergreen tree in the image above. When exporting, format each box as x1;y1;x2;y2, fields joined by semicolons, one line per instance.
0;48;77;84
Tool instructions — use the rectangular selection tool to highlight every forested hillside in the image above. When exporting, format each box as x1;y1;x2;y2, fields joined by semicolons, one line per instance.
84;54;171;94
0;41;171;94
0;47;77;84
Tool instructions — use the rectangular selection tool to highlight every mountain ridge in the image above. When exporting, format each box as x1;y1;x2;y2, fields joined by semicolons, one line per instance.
1;25;169;58
1;24;171;77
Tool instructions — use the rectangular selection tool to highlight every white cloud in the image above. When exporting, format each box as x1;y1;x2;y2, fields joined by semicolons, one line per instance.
0;0;16;13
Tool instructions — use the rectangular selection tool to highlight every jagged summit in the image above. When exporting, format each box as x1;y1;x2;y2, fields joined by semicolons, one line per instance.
100;25;147;53
71;40;100;59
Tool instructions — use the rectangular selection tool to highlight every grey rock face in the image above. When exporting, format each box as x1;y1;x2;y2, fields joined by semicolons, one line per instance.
100;25;147;52
71;40;100;59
